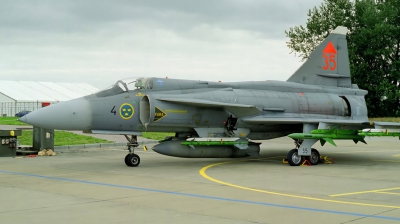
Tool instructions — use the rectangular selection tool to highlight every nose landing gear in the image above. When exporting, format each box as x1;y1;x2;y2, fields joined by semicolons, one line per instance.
125;153;140;167
124;135;141;167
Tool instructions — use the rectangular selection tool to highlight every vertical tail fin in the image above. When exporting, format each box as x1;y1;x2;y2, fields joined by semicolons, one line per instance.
286;26;352;88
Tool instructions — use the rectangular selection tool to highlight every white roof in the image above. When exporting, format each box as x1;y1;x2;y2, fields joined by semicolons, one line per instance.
0;81;100;102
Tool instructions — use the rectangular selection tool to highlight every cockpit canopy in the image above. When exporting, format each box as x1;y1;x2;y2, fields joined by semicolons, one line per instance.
94;76;225;98
95;77;153;97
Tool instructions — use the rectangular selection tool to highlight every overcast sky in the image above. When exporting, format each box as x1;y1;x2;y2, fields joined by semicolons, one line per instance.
0;0;323;88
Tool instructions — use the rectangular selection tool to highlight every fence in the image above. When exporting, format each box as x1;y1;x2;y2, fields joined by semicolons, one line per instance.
0;102;43;117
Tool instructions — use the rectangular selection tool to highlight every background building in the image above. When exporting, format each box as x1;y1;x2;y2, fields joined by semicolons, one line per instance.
0;81;99;117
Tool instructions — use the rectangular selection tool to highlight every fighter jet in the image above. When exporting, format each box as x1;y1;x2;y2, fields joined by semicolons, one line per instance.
19;26;400;167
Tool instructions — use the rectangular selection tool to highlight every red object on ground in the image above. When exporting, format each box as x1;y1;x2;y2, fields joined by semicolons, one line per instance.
25;155;37;158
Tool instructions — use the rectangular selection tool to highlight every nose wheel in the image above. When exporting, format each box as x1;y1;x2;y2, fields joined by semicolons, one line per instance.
125;153;140;167
124;135;141;167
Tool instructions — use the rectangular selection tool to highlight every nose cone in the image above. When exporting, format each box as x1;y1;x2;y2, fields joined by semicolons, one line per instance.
19;98;92;130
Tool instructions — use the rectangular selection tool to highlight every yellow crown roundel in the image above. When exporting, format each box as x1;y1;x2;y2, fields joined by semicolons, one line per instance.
119;103;134;120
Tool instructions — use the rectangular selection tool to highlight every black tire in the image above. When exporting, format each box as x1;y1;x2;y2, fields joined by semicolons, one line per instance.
124;154;131;165
287;149;303;166
125;154;140;167
307;148;320;165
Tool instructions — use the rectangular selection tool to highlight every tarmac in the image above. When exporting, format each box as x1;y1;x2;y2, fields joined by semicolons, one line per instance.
1;133;400;223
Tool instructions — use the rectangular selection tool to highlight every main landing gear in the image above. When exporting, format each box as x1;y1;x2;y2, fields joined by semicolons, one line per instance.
286;140;320;166
124;135;140;167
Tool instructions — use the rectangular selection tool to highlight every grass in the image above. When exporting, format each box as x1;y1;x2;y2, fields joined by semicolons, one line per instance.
0;117;173;142
142;132;175;140
16;130;172;146
17;130;171;146
369;117;400;122
0;117;28;125
19;130;112;146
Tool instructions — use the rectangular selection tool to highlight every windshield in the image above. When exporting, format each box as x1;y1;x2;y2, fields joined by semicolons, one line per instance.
95;77;153;97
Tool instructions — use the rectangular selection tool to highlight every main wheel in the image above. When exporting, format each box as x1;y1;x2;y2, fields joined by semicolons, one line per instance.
287;149;303;166
307;148;320;165
125;154;140;167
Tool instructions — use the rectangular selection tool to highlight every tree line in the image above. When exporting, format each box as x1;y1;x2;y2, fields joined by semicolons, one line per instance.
285;0;400;117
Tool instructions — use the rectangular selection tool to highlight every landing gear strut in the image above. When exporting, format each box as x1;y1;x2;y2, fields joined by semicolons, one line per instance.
286;139;320;166
124;135;140;167
224;115;238;136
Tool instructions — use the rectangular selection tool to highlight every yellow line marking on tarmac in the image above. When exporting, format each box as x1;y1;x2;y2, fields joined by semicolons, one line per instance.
330;187;400;197
375;192;400;196
199;159;400;209
330;150;400;154
393;154;400;157
372;160;400;163
256;156;284;160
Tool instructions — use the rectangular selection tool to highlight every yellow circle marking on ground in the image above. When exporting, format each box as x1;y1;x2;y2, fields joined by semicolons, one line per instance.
199;159;400;209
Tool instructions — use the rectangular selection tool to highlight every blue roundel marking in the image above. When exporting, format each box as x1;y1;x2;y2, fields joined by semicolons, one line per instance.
119;103;134;120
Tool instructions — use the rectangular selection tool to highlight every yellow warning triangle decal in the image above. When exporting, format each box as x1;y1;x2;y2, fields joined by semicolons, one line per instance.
154;106;167;122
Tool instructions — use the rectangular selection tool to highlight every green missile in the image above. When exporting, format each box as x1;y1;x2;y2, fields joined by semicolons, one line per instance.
312;128;400;137
287;133;363;140
288;128;400;147
182;140;248;146
181;137;249;150
358;129;400;137
288;129;365;146
310;129;358;135
289;129;361;140
358;133;400;137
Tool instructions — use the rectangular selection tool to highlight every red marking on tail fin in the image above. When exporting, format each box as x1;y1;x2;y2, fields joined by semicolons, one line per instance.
323;41;337;54
322;41;337;70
